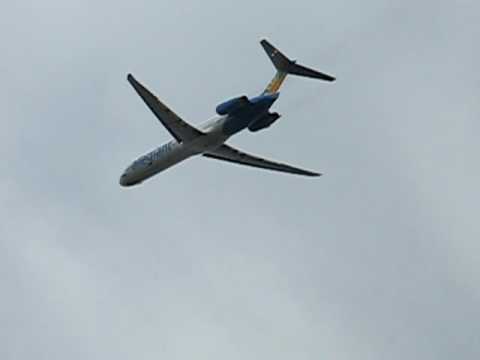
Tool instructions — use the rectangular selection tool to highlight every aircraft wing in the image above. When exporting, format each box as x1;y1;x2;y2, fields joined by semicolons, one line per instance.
203;144;321;177
127;74;204;142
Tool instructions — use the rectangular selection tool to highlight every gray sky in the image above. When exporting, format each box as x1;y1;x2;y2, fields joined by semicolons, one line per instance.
1;1;479;359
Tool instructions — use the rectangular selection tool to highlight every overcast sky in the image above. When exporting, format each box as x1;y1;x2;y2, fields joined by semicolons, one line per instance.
1;1;479;359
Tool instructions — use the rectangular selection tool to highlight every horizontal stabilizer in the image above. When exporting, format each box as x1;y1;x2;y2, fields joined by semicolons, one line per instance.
287;62;335;81
261;39;335;93
260;39;292;72
260;39;335;81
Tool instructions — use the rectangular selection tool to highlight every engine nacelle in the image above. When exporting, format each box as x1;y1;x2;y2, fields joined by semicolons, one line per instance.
216;96;248;116
248;112;281;132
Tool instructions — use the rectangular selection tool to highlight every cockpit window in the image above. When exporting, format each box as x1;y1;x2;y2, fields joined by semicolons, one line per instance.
128;154;154;173
130;160;142;170
133;157;152;168
143;158;153;166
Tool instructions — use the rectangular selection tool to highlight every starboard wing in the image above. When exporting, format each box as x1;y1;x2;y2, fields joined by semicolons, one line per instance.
203;144;321;177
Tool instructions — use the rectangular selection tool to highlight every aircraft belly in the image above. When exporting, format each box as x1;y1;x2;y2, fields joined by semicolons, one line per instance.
125;131;229;185
188;131;229;153
151;145;192;172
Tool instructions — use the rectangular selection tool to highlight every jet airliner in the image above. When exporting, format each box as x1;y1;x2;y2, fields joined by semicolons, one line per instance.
120;39;335;186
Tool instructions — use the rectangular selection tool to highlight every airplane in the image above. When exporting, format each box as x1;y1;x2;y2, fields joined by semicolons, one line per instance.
119;39;335;187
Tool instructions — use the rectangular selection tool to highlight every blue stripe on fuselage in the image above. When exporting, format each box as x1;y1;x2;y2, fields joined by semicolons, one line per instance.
222;93;279;135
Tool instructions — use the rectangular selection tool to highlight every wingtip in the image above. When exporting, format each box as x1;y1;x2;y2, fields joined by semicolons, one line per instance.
127;73;135;82
302;170;322;177
325;75;336;82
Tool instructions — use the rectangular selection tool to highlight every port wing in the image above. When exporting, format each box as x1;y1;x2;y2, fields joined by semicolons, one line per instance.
127;74;204;142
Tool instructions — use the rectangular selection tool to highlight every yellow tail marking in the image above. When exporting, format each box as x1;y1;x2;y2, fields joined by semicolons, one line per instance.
265;71;287;94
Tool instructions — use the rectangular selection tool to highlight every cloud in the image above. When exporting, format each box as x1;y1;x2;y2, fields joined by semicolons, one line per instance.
1;1;479;359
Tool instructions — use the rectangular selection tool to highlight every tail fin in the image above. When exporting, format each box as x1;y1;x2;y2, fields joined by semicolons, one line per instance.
260;39;335;94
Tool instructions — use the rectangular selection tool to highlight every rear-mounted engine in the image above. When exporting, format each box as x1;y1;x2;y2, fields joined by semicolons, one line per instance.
248;112;281;132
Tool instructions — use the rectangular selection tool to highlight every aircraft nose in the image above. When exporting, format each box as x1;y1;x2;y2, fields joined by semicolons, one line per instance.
119;173;129;187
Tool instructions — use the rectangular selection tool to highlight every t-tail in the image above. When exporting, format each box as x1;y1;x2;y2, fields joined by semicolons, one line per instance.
261;39;335;94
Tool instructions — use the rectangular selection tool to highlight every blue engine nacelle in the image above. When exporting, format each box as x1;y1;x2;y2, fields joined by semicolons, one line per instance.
216;96;248;115
248;112;281;132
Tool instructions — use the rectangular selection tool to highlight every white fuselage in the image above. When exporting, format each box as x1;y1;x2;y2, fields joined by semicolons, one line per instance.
119;116;228;186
